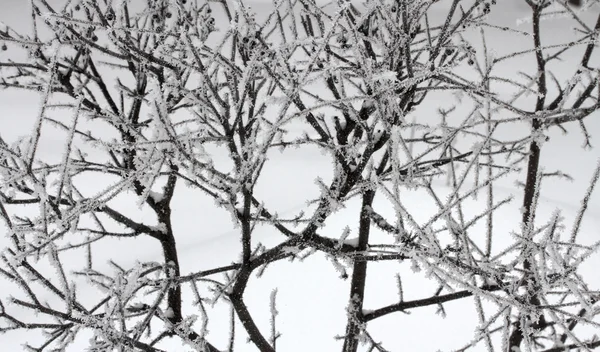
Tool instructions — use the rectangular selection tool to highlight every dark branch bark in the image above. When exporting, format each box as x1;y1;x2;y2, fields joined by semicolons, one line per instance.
509;3;547;350
342;189;375;352
363;284;502;322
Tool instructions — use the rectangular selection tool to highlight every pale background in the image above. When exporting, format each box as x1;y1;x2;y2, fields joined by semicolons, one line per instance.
1;0;599;351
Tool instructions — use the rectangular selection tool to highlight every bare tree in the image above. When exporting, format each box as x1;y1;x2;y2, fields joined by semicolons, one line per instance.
0;0;599;351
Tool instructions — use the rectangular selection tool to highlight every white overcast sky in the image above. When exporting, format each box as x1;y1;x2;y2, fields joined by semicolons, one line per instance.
1;1;600;351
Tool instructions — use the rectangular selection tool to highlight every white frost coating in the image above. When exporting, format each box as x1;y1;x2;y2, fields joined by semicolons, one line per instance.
369;170;379;184
327;255;348;279
48;244;71;298
348;161;358;172
362;99;375;111
281;246;301;255
343;237;360;247
163;307;175;319
149;190;164;203
149;222;168;234
373;127;384;143
337;115;347;130
372;70;398;82
41;12;54;22
337;226;351;248
410;258;421;273
445;215;462;235
128;302;147;311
